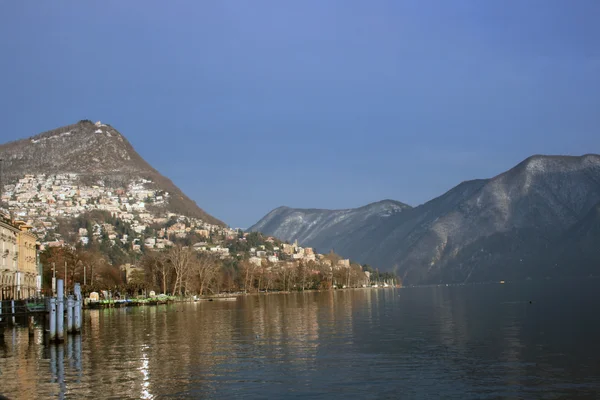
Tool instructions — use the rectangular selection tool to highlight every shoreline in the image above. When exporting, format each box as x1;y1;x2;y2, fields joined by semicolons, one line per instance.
84;286;399;309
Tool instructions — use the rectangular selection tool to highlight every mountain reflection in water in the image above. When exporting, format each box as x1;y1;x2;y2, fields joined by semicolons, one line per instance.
0;281;599;399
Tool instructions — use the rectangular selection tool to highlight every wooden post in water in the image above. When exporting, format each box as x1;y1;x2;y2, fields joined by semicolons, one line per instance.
56;279;64;342
67;295;74;333
28;315;35;337
74;283;82;333
49;298;57;342
11;300;15;325
43;298;48;335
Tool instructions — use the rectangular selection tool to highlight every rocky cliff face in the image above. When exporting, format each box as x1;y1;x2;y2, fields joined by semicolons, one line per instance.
251;154;600;284
0;120;224;226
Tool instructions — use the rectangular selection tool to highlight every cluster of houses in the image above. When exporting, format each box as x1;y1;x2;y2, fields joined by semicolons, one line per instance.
1;173;229;251
1;174;165;223
236;238;371;287
247;239;320;266
0;213;42;300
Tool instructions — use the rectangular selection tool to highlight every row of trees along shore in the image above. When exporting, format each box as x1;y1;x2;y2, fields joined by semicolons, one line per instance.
40;245;399;298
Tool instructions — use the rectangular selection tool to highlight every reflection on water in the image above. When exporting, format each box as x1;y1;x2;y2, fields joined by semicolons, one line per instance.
1;282;600;399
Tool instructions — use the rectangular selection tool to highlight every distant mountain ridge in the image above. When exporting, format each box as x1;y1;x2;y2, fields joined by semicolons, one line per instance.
249;199;410;256
0;120;224;226
250;154;600;285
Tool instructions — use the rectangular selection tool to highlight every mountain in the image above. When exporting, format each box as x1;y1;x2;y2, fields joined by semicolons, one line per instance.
0;120;224;226
250;154;600;285
550;200;600;277
249;200;411;258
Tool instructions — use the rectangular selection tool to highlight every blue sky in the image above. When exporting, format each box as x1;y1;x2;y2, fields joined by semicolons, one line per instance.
1;1;599;228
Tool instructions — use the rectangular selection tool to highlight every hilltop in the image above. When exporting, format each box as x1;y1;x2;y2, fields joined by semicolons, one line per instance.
0;120;224;226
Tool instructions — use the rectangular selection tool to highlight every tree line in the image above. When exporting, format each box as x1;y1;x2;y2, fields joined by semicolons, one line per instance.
39;245;392;298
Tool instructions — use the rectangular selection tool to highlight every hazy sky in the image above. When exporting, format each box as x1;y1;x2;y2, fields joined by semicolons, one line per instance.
1;1;599;227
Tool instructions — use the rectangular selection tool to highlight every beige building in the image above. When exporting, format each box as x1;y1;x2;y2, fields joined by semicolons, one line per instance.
15;221;39;298
0;217;40;299
282;243;295;255
195;229;210;238
0;216;20;300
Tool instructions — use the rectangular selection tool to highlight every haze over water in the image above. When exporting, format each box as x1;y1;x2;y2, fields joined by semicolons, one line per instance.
1;281;599;399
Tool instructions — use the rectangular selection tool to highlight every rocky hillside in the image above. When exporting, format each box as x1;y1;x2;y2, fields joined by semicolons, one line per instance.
0;120;224;226
249;200;411;257
250;154;600;285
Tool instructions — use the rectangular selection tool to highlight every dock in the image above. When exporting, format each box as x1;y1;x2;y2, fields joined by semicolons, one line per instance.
0;279;82;342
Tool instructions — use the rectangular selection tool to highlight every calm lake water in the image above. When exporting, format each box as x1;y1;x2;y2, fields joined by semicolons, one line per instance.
1;281;600;399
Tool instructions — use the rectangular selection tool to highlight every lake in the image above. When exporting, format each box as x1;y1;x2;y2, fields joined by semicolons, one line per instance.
1;281;599;399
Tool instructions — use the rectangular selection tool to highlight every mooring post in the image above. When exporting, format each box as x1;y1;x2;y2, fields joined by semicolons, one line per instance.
0;300;3;324
49;297;57;342
29;315;35;337
57;279;64;342
74;283;82;333
74;283;81;302
67;295;74;333
11;299;15;325
44;297;50;335
74;299;81;333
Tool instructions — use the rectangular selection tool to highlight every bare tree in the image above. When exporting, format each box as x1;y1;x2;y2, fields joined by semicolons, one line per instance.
141;251;170;294
191;252;220;296
277;263;295;292
297;261;310;291
263;261;275;292
166;245;194;296
239;260;260;293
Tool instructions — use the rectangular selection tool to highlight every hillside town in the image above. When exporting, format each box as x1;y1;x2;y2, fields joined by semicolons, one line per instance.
0;173;390;299
0;173;226;245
